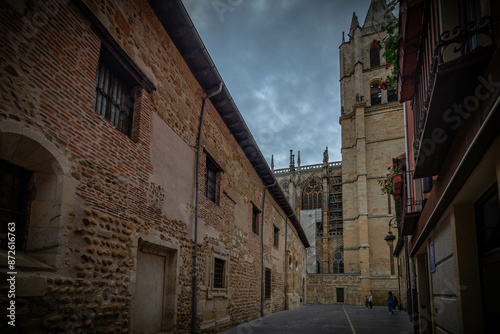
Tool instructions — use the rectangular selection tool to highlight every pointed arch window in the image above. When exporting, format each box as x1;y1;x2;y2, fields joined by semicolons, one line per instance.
332;248;344;274
370;80;382;105
302;178;322;210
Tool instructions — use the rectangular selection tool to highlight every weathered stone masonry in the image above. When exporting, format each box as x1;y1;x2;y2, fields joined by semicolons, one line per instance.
0;0;308;333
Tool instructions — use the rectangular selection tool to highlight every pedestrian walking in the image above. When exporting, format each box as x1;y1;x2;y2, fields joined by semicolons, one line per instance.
393;295;399;311
368;294;373;309
387;291;394;314
365;295;369;308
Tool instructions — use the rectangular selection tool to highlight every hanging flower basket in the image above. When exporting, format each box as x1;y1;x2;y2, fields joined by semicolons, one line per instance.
377;163;401;196
392;174;402;191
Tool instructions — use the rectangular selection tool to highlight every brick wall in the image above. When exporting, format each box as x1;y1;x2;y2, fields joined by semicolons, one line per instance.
0;0;307;333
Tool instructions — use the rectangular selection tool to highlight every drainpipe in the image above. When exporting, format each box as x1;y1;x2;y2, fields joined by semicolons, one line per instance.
191;82;223;334
284;213;294;310
261;181;276;318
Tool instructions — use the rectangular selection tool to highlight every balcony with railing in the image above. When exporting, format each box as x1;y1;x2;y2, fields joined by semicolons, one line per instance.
397;171;423;235
398;0;496;178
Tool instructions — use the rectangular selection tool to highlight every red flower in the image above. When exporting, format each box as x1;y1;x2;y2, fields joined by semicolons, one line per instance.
379;81;388;90
386;173;389;177
388;167;391;170
393;163;397;167
385;61;390;70
372;39;379;48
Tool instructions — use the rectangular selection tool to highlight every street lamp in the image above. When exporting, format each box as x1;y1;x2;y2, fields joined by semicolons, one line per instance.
384;218;400;275
384;230;396;247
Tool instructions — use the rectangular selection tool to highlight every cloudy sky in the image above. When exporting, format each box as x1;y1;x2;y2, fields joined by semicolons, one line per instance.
182;0;373;169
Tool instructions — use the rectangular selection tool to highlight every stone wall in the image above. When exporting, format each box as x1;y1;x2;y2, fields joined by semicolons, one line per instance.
306;274;361;305
0;0;307;333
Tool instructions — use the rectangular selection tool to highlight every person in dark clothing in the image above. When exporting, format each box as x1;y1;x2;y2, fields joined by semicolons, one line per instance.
387;291;394;314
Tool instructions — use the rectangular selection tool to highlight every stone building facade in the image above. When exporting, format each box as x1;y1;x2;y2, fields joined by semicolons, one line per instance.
273;149;343;275
338;0;405;305
0;0;309;333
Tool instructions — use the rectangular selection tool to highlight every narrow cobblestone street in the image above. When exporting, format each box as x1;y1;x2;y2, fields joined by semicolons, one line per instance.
221;304;413;334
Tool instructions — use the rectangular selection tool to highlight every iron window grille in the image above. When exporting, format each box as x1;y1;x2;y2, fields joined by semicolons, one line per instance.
94;47;137;136
213;258;225;288
204;153;223;204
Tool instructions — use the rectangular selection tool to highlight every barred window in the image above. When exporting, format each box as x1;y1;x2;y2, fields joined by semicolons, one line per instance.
265;268;272;298
94;47;137;136
213;258;225;288
204;153;222;203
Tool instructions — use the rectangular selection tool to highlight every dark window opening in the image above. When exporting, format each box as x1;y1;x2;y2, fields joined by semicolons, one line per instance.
388;87;398;102
0;159;33;250
204;154;222;203
370;81;382;105
370;47;380;67
252;204;260;235
94;47;138;136
475;185;500;256
273;225;279;247
213;258;225;288
265;268;272;298
336;287;345;303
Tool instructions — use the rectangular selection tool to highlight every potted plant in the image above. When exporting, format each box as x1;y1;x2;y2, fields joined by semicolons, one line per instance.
378;163;401;199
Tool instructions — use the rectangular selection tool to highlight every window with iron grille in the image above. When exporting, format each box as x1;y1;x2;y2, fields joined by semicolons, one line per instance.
208;245;229;298
204;154;222;203
265;268;272;298
213;258;225;288
252;204;260;235
273;225;279;248
94;47;137;136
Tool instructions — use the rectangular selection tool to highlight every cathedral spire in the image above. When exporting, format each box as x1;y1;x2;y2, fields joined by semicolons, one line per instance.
362;0;394;29
271;155;274;171
297;151;301;167
350;12;360;32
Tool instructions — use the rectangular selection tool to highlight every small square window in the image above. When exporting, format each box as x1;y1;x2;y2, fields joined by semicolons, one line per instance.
252;204;260;235
208;245;229;298
273;225;279;248
265;268;272;298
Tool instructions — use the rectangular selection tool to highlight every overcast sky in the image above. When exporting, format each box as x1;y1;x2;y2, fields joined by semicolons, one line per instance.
182;0;373;169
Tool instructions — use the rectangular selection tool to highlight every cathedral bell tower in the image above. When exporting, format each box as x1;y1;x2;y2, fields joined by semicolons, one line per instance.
339;0;404;304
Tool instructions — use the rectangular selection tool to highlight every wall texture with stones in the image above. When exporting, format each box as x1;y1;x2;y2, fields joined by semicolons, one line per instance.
0;0;307;333
306;274;361;305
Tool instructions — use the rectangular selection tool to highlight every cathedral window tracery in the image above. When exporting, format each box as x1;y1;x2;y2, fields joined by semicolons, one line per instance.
302;178;322;210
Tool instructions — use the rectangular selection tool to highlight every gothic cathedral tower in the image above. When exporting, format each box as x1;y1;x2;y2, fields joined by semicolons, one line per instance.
339;0;404;303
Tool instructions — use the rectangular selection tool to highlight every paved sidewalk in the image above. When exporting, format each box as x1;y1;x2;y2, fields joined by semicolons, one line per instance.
220;304;413;334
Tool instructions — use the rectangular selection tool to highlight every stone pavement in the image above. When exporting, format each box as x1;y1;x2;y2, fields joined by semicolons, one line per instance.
220;304;413;334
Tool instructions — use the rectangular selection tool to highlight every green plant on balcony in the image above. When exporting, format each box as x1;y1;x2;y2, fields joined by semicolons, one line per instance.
378;163;402;198
372;0;400;90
